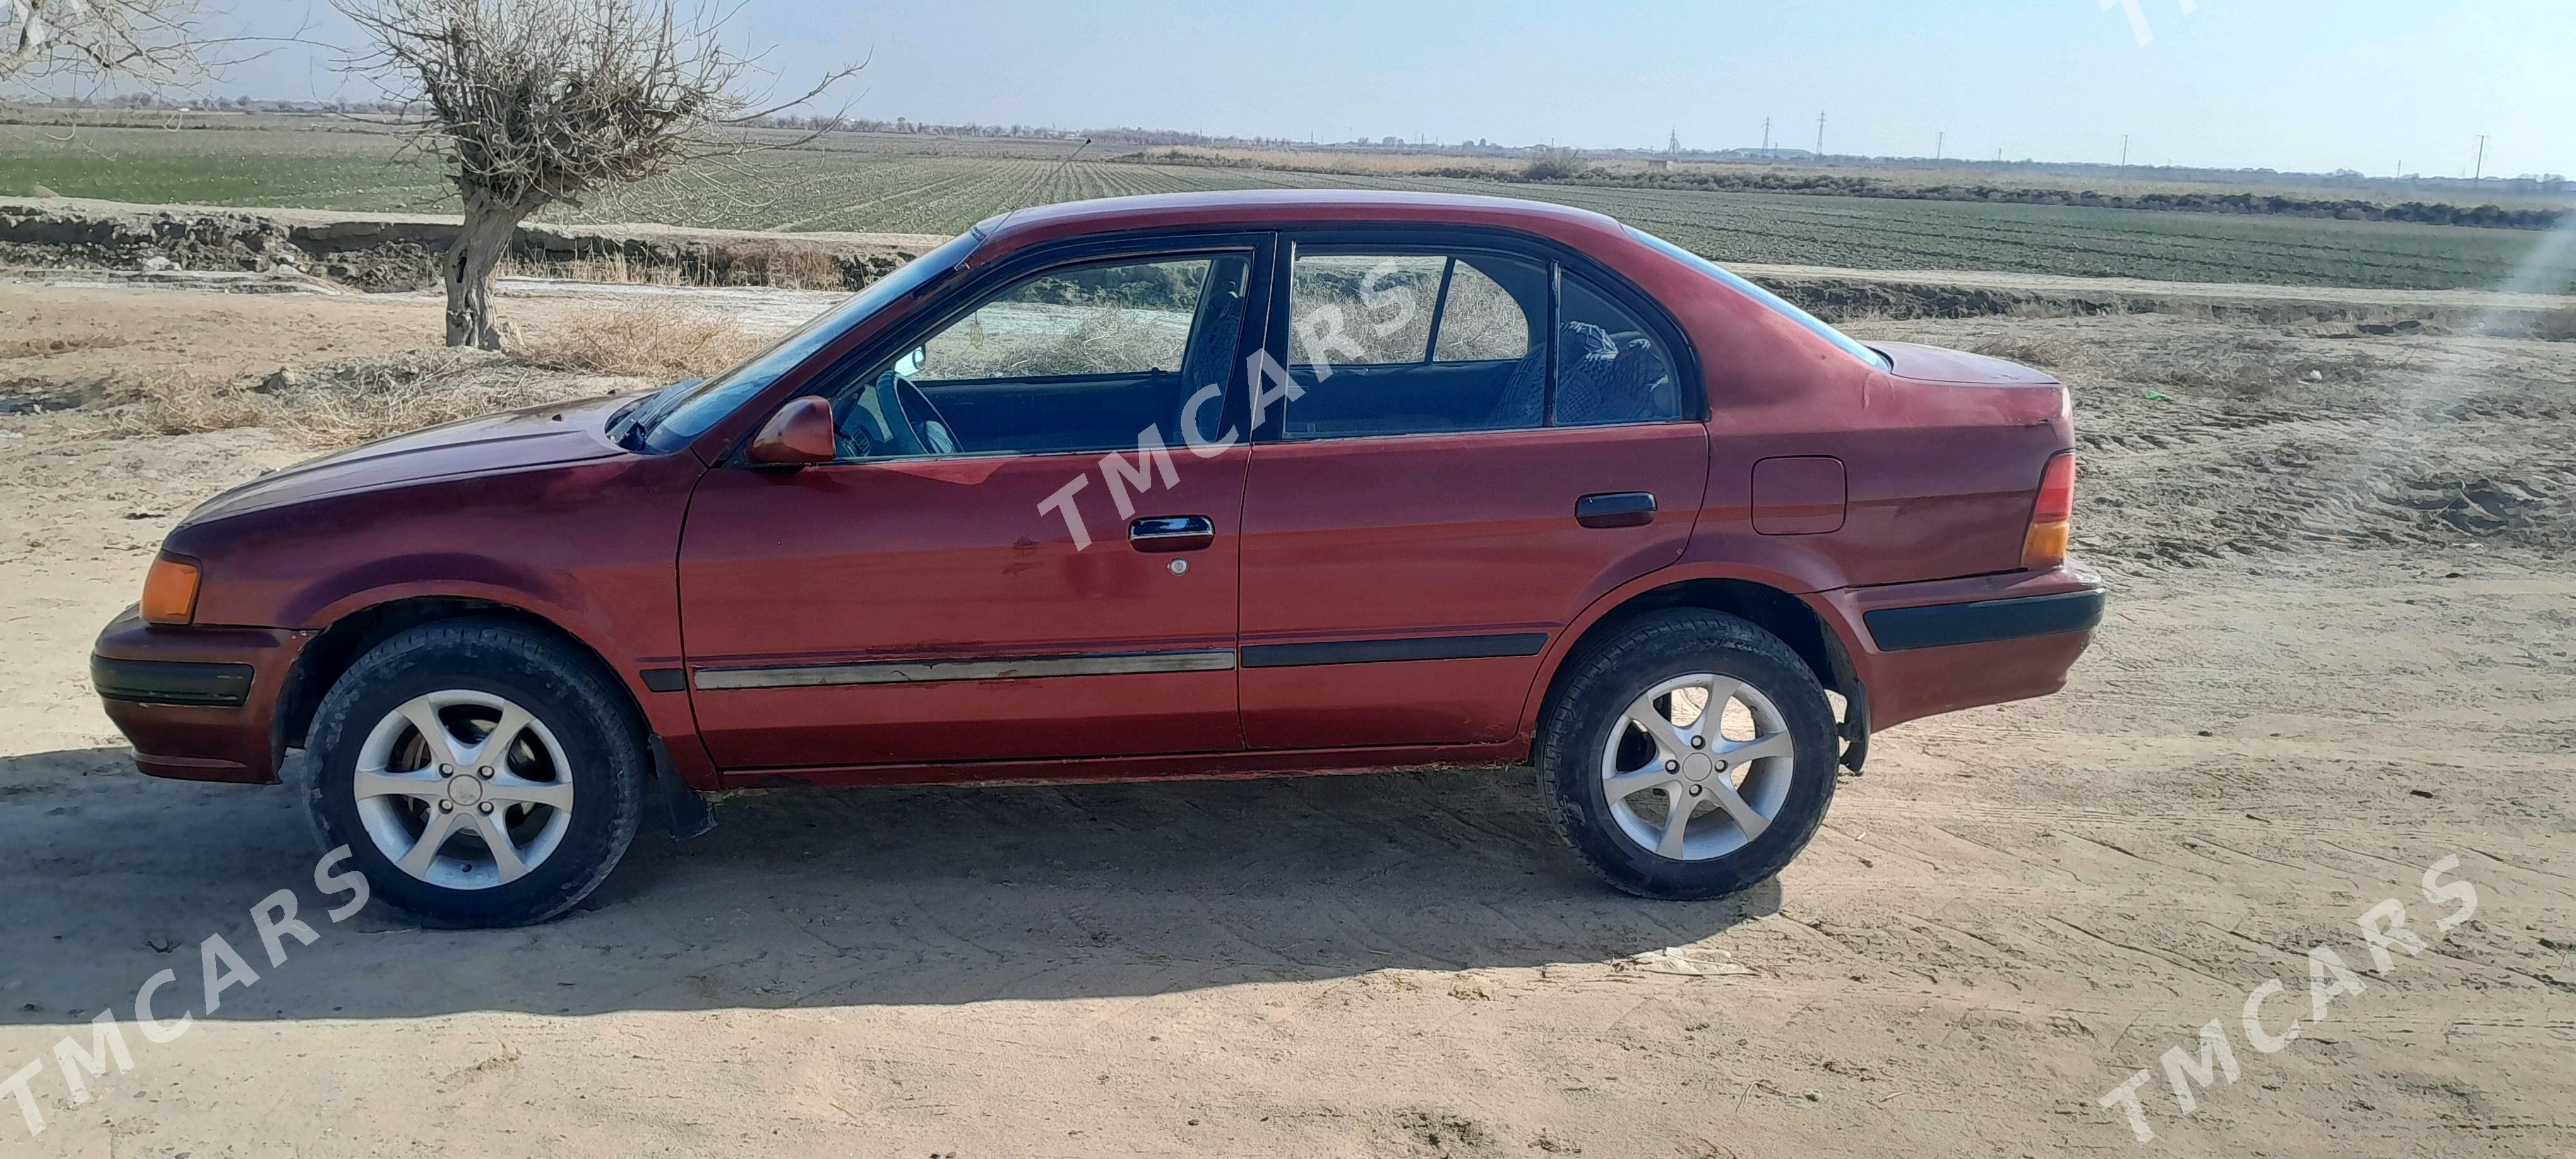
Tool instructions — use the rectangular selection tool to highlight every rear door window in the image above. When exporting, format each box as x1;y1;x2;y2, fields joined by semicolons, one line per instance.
1279;249;1549;439
1431;261;1533;362
1290;254;1445;367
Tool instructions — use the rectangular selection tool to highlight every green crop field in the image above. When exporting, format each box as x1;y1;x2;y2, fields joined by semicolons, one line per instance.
6;123;2573;294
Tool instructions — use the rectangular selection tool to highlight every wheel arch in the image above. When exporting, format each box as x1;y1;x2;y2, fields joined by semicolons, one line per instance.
275;595;647;767
1520;570;1866;761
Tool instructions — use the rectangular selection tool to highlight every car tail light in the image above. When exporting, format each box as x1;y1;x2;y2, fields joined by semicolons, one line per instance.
141;556;201;625
2022;452;2075;570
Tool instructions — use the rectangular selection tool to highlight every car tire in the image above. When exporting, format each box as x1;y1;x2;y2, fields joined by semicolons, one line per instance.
303;618;645;929
1535;609;1838;900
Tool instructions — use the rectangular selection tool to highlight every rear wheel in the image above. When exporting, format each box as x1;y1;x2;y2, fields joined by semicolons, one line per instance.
304;619;644;928
1536;609;1837;900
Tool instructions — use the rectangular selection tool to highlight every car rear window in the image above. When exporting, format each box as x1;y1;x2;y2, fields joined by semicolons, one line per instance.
1625;227;1890;371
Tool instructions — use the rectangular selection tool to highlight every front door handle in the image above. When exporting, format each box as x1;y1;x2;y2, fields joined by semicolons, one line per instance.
1130;515;1215;552
1576;492;1657;529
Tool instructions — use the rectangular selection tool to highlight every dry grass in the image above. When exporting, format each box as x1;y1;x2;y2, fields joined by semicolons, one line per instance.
497;251;689;285
722;246;845;290
512;302;770;379
1960;334;2076;368
1138;146;1518;179
83;304;783;449
497;245;849;290
101;350;626;446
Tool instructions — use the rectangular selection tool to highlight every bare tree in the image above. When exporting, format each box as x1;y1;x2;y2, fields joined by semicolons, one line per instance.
3;0;213;83
337;0;855;348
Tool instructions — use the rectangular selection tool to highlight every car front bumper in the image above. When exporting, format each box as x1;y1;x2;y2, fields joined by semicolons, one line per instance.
92;605;309;784
1816;560;2107;732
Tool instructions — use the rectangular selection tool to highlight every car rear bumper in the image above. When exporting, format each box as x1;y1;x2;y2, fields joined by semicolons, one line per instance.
1816;561;2106;731
92;605;307;784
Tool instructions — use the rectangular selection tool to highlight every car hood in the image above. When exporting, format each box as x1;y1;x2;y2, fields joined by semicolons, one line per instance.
1871;341;2060;386
181;393;635;527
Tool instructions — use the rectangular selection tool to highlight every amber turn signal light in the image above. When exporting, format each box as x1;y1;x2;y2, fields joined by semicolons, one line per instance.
2021;452;2076;570
141;556;201;625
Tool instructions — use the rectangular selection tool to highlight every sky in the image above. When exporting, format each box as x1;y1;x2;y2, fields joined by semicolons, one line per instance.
199;0;2574;177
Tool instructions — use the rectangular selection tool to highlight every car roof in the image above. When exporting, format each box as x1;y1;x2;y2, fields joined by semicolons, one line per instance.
965;189;1632;263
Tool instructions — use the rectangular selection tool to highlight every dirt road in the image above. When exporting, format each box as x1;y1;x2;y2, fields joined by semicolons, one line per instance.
1;286;2570;1156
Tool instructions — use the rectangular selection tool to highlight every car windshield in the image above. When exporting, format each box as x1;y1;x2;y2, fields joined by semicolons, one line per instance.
620;230;983;453
1625;227;1890;371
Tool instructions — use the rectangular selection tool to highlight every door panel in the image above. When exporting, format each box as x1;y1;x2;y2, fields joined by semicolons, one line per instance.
1238;423;1709;748
678;449;1248;768
675;239;1270;772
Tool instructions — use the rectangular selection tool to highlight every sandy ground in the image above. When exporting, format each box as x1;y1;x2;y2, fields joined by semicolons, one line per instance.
1;282;2572;1157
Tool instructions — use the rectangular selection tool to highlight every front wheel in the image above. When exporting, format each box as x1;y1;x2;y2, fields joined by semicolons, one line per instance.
1535;610;1839;900
304;619;645;928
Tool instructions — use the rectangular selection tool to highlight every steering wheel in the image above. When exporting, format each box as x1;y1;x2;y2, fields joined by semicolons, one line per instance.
892;377;960;456
833;369;959;458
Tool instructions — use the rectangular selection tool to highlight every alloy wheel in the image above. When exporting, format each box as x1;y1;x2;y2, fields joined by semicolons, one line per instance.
1598;673;1798;861
351;689;576;889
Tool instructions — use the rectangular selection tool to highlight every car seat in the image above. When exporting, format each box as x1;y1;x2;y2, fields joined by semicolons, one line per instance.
1555;321;1674;425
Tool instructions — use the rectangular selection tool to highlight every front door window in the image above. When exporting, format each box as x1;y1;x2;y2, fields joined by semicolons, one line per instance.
825;254;1251;460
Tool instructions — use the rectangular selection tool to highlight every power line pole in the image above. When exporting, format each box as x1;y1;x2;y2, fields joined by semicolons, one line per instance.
1815;111;1826;158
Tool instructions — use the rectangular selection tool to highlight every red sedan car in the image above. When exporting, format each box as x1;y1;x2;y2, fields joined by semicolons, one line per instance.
92;191;2101;927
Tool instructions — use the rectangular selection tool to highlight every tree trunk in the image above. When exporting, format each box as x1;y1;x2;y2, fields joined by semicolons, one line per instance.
443;194;530;350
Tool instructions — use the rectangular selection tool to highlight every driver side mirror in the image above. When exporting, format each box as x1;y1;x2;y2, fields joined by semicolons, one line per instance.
746;396;835;467
894;345;927;377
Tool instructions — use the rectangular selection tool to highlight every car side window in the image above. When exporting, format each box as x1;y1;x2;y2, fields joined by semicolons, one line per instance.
1553;274;1680;427
1290;254;1444;366
825;254;1249;460
1431;261;1532;363
918;260;1200;381
1279;249;1549;440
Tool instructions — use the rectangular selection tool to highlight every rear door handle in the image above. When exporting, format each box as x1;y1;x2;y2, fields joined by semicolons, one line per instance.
1130;514;1215;552
1576;492;1657;529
